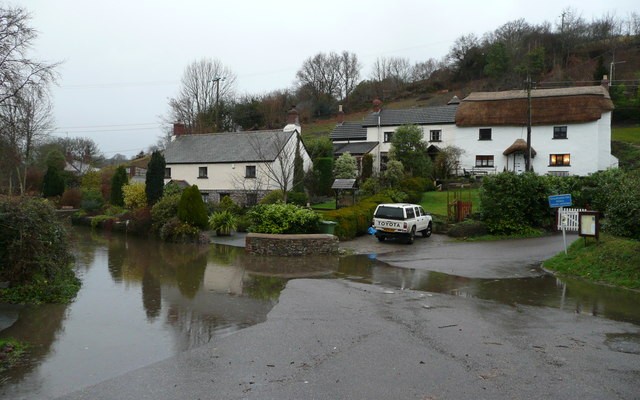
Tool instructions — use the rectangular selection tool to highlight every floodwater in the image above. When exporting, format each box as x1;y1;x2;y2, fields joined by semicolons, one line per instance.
1;227;639;399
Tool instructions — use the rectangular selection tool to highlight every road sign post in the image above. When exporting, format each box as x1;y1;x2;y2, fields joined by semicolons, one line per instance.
549;194;572;255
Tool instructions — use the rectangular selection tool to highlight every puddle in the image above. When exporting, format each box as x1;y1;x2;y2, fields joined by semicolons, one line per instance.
605;333;640;354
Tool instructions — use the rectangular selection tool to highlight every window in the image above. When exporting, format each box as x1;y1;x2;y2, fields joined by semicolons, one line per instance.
430;130;442;142
384;131;394;142
201;192;209;203
549;154;570;166
164;168;171;179
475;155;494;167
553;126;568;139
406;207;415;219
198;166;208;178
479;128;492;140
246;193;258;207
245;165;256;178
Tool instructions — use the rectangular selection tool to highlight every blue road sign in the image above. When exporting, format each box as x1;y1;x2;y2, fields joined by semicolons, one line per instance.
549;194;572;208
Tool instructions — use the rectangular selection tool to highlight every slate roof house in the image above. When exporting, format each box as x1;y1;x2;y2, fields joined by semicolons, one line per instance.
330;83;617;176
164;109;311;206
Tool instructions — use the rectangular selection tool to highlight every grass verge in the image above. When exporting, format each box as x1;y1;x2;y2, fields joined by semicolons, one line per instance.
543;233;640;290
0;269;81;304
612;125;640;144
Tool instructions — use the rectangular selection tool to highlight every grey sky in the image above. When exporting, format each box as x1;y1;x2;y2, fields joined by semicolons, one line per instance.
20;0;638;158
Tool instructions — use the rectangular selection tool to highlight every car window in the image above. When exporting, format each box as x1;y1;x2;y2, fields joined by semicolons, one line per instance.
406;207;415;219
414;207;421;216
419;207;426;216
375;206;404;220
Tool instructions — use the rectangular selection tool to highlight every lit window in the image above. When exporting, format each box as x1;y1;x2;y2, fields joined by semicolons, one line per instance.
198;166;208;178
430;130;442;142
384;132;394;142
475;155;494;167
553;126;568;139
479;128;492;140
245;165;256;178
549;154;570;166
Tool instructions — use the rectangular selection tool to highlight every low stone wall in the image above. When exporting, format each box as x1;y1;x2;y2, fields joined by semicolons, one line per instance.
245;233;339;256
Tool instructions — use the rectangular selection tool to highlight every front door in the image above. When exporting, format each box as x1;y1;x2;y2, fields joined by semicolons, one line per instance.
514;153;525;173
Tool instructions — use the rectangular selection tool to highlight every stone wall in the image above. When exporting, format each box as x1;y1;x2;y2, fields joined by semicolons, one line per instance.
245;233;339;256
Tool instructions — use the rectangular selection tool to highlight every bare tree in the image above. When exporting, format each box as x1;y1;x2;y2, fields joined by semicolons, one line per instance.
168;58;236;134
0;6;58;107
247;131;303;204
411;58;438;82
371;56;412;97
296;52;342;100
337;51;361;101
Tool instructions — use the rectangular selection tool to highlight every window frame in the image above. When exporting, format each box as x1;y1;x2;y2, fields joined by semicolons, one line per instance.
198;166;208;178
549;153;571;166
553;126;568;140
429;129;442;142
475;155;495;168
383;131;394;143
245;165;256;179
164;167;171;179
479;128;492;141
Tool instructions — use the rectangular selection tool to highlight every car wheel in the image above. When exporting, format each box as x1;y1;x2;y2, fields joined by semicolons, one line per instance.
422;222;432;238
407;226;416;244
377;236;385;242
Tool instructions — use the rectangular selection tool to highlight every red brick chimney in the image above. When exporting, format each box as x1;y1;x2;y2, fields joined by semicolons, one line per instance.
337;105;344;124
173;122;186;136
372;98;382;113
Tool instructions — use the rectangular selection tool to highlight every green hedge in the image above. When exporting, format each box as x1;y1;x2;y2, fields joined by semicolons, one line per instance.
323;193;393;240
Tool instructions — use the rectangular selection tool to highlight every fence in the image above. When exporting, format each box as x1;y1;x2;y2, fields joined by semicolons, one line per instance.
557;208;587;231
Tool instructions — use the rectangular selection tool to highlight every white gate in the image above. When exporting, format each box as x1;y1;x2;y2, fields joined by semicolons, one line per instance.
557;208;587;231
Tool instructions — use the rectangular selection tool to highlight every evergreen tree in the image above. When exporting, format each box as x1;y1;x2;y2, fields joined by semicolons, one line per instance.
177;185;208;228
292;138;304;192
361;153;373;181
334;152;357;179
42;166;65;197
145;150;166;206
390;125;432;178
110;166;128;206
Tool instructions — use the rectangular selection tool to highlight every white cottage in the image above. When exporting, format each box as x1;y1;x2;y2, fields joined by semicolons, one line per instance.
164;110;312;206
330;85;617;177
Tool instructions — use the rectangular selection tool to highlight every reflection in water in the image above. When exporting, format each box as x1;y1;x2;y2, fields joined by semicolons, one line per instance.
1;227;640;399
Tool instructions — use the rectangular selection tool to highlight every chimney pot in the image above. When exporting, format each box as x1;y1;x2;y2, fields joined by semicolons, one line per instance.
173;122;186;136
372;98;382;113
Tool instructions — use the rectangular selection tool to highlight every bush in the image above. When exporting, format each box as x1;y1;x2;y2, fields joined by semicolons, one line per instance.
150;193;181;233
218;196;242;215
323;193;393;240
236;214;253;232
81;189;104;214
248;203;321;234
209;211;238;236
604;170;640;239
480;172;550;234
260;190;284;204
0;196;79;303
287;191;308;206
42;166;65;198
110;166;128;206
448;220;489;238
60;188;82;208
160;217;201;243
122;182;147;210
123;207;153;236
177;185;208;228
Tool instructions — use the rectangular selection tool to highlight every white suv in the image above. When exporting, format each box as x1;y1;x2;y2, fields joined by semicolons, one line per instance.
372;203;432;244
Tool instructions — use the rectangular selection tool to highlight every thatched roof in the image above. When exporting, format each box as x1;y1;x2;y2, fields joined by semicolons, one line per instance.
456;86;614;127
503;138;537;157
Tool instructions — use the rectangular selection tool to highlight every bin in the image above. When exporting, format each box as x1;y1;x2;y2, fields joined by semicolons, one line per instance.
319;220;337;235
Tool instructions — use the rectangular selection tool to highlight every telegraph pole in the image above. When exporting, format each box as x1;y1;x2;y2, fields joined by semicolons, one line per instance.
525;75;533;172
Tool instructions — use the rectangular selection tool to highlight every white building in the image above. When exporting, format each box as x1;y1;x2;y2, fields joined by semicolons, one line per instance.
164;109;312;206
331;85;617;176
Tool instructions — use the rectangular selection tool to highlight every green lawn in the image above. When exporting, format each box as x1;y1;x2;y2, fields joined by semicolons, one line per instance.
612;125;640;144
420;188;481;217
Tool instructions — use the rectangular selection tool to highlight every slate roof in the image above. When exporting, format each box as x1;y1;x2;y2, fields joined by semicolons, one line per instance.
361;104;458;127
329;121;367;141
333;141;379;155
165;130;295;164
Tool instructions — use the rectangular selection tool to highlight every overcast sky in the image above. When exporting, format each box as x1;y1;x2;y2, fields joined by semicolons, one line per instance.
20;0;638;158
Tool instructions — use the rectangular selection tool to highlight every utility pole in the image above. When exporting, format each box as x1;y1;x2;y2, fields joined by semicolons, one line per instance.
609;57;626;87
525;75;533;172
210;77;224;131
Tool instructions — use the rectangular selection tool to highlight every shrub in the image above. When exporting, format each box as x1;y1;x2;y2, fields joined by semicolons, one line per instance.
145;150;166;206
60;188;82;208
287;191;308;206
236;214;253;232
160;217;201;243
177;185;208;228
314;157;333;196
122;182;147;210
323;193;393;240
603;170;640;239
209;211;238;236
150;193;181;233
218;196;242;215
260;190;285;204
80;189;104;214
248;203;321;234
42;166;65;197
448;220;489;238
0;196;79;303
123;207;153;236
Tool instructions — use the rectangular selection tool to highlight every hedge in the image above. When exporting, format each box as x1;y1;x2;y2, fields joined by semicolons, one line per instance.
323;193;393;240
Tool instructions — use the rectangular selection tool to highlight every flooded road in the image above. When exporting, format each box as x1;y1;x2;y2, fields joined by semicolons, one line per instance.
1;227;639;399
